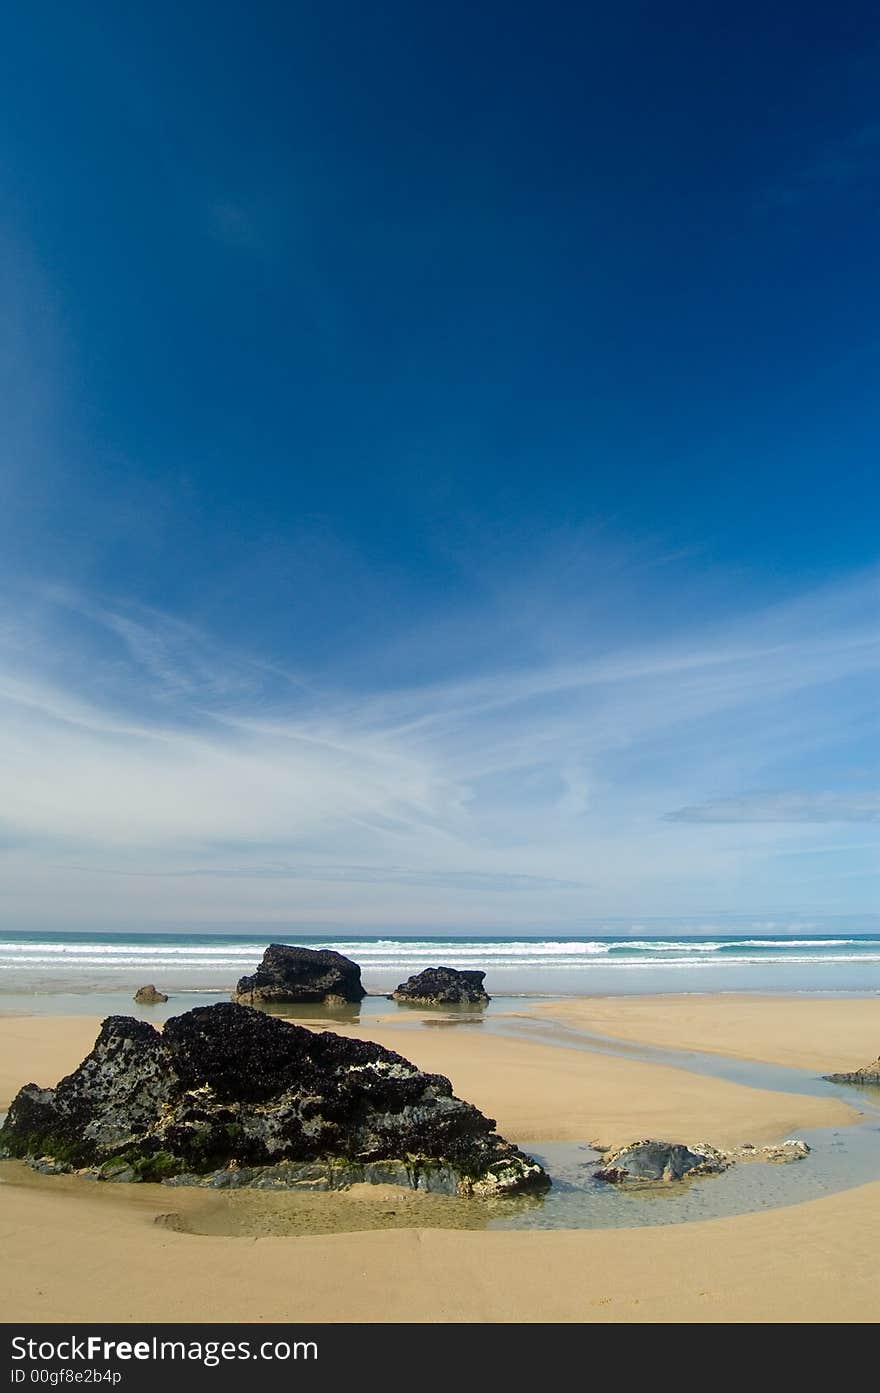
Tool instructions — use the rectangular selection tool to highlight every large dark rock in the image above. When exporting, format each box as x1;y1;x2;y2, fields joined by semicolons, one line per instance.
825;1056;880;1086
234;943;366;1005
0;1002;548;1197
594;1139;729;1184
392;966;490;1006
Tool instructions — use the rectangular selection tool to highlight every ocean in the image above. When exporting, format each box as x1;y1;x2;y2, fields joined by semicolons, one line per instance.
2;929;880;1000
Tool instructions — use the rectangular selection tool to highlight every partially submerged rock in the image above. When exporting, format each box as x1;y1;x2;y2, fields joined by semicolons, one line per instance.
0;1002;548;1198
594;1139;728;1183
134;985;168;1004
824;1057;880;1086
726;1139;810;1164
593;1136;810;1184
234;943;366;1005
392;966;490;1006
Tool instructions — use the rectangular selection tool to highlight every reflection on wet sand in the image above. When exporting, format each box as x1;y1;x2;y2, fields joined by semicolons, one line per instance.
257;1000;365;1027
255;997;491;1030
420;1015;487;1028
0;1158;542;1238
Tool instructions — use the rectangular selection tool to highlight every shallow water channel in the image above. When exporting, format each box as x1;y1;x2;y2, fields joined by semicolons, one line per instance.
377;999;880;1231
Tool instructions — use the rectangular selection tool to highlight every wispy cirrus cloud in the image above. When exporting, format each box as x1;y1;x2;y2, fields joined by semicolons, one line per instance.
54;861;585;891
668;792;880;825
1;563;878;928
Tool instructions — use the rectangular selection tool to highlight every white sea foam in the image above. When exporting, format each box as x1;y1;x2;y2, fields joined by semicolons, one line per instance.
2;933;879;992
735;939;850;948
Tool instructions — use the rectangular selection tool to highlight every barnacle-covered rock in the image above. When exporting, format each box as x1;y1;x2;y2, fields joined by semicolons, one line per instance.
234;943;366;1005
0;1003;548;1198
392;966;490;1006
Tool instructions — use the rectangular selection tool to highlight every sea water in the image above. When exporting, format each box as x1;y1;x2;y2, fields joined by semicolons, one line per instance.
2;929;880;1000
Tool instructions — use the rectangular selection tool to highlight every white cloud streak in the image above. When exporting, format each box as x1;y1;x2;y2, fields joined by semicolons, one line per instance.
669;793;880;824
1;568;878;927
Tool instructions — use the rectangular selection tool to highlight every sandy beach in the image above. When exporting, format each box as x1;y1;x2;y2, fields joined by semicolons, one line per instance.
527;993;880;1073
1;994;878;1322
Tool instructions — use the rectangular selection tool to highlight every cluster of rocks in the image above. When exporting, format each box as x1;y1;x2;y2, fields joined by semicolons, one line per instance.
725;1139;811;1164
232;943;490;1008
0;1002;548;1199
593;1136;810;1185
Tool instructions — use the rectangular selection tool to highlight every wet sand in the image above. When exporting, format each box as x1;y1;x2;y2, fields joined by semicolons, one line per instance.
525;993;880;1072
1;1163;878;1322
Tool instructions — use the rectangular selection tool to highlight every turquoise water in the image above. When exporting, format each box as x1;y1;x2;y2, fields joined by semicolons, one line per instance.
2;929;880;997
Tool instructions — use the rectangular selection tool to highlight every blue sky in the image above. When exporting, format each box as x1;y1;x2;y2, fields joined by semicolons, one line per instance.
1;3;879;932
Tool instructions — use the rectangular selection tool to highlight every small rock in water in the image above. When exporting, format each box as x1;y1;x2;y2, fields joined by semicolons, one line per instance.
723;1139;810;1163
594;1135;810;1183
134;985;168;1004
824;1056;880;1086
32;1156;73;1175
762;1139;809;1162
593;1139;729;1184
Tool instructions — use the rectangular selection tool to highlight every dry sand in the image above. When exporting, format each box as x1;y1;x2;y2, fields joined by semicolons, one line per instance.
0;1015;104;1110
1;997;878;1323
